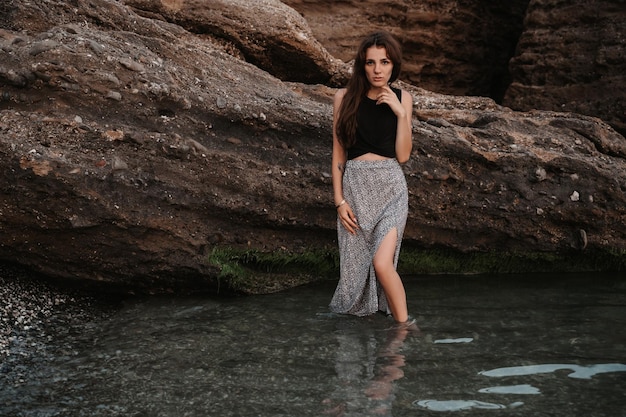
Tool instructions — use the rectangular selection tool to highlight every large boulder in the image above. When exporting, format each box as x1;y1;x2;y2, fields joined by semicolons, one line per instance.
0;0;624;294
124;0;348;85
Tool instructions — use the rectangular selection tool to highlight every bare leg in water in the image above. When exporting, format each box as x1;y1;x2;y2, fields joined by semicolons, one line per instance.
373;228;409;323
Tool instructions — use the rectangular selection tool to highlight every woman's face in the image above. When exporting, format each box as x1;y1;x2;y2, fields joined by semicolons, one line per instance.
364;45;393;89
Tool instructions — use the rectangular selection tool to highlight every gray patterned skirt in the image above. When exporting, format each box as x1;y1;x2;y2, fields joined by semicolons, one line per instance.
329;158;408;316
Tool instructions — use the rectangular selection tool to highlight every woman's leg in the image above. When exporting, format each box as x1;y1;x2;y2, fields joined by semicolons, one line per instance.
373;228;408;322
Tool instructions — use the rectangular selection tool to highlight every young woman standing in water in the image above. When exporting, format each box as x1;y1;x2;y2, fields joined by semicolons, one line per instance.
329;31;414;324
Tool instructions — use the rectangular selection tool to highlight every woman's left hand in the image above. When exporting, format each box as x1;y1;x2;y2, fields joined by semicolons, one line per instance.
375;85;406;118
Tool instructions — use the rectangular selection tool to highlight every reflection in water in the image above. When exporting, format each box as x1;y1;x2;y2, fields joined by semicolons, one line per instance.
479;363;626;379
323;319;419;416
415;399;511;411
433;337;473;344
414;363;626;412
478;384;541;395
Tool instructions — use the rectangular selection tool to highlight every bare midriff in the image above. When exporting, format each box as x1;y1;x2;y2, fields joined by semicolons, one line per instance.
353;152;393;161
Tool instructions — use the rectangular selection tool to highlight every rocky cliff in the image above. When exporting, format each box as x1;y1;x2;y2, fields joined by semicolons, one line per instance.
283;0;530;101
284;0;626;135
503;0;626;136
0;0;625;294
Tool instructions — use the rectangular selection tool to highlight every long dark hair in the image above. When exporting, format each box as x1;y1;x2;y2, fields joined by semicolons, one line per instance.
335;31;403;149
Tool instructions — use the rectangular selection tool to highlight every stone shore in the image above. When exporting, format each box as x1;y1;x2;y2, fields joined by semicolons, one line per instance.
0;264;116;362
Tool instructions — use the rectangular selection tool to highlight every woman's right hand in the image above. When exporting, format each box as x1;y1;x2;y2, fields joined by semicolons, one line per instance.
338;203;358;235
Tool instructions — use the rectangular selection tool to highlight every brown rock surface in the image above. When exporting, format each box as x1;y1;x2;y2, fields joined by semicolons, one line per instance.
503;0;626;136
283;0;530;100
284;0;625;136
124;0;349;85
0;0;625;294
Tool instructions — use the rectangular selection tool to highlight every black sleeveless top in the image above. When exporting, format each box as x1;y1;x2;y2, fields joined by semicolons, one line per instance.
347;87;402;160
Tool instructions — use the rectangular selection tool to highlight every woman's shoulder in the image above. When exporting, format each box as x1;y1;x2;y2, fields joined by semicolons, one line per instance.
397;88;412;104
390;85;403;97
333;88;347;106
334;88;347;99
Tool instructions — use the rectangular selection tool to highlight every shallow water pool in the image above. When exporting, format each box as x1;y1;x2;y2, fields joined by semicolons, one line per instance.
1;272;625;416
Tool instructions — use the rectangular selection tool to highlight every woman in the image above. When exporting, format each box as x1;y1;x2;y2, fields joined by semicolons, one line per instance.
329;31;413;324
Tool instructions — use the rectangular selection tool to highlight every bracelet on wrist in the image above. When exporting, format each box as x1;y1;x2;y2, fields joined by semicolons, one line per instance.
336;199;346;208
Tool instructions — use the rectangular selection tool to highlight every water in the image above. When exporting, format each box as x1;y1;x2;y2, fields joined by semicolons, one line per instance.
1;273;625;416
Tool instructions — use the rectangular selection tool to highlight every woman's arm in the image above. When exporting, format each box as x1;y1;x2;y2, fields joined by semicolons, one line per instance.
394;89;413;163
374;87;413;163
332;89;358;234
332;89;347;207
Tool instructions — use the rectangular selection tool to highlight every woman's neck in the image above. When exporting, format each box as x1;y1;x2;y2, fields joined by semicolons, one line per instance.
367;86;385;99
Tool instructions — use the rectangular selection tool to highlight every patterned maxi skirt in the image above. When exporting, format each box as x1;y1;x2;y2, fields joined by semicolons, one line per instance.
329;158;408;316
